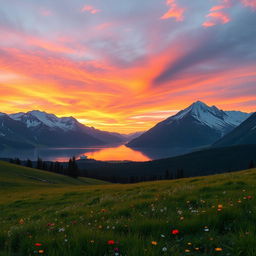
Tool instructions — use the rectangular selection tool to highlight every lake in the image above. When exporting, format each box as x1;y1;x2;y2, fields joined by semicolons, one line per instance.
0;144;195;162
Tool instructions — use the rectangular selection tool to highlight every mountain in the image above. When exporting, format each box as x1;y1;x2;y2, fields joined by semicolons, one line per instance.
127;101;250;148
0;114;36;149
213;112;256;147
10;110;125;146
0;110;126;149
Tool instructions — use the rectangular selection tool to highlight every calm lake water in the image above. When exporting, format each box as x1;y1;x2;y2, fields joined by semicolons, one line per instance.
0;145;195;162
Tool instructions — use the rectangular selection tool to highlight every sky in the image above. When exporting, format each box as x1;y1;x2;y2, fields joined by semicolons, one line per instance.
0;0;255;133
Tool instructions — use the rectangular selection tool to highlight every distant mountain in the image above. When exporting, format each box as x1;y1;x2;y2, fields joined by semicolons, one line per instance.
213;112;256;147
123;131;145;142
10;110;125;146
0;114;35;149
127;101;250;148
0;110;126;149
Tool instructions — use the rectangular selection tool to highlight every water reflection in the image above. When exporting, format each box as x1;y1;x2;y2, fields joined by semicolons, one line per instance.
0;145;196;162
0;145;150;162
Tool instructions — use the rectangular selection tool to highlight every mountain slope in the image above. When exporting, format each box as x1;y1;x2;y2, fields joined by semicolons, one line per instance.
0;114;36;149
213;112;256;147
6;110;125;148
127;101;250;148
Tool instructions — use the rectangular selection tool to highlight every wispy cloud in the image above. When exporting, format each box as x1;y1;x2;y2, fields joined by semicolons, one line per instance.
203;0;231;27
161;0;185;21
240;0;256;10
81;5;101;14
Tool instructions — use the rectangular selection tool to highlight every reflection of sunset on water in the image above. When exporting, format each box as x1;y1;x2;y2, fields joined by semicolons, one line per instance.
83;145;151;162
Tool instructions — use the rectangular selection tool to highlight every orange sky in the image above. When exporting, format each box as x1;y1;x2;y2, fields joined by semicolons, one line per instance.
0;0;255;133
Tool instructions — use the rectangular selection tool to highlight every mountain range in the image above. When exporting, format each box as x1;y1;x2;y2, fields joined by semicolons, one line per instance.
0;101;254;151
0;111;130;149
127;101;251;149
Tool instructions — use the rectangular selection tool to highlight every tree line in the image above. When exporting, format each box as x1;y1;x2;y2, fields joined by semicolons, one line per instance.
9;156;79;179
8;157;255;184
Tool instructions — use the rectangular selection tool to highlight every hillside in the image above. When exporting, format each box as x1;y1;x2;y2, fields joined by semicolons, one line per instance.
0;163;256;255
213;112;256;147
0;161;109;189
78;144;256;180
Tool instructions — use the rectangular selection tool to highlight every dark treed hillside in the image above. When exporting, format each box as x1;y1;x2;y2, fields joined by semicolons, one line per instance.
77;144;256;181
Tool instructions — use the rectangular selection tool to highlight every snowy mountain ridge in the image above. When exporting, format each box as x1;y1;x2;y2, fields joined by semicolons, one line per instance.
166;101;250;135
127;101;251;149
9;110;78;131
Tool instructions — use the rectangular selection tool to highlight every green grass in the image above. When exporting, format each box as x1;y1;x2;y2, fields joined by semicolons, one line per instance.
0;161;109;189
0;161;256;255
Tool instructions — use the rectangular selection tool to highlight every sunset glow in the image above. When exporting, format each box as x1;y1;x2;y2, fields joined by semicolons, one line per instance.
0;0;255;133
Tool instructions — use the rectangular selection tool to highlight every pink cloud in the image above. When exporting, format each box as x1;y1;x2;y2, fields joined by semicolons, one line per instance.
81;5;101;14
203;0;231;27
39;8;52;17
207;11;230;23
161;0;185;22
95;23;112;31
202;21;217;27
210;5;226;11
240;0;256;9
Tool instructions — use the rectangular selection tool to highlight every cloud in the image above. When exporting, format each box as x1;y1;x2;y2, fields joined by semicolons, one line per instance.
240;0;256;9
154;12;256;85
39;8;53;16
203;0;231;27
81;5;101;14
161;0;185;21
203;11;231;27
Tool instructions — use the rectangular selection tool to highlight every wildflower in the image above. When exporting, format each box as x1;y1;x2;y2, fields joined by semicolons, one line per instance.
215;248;223;251
160;234;165;238
151;241;157;245
19;219;25;225
187;242;192;246
171;229;179;235
90;240;95;244
108;240;115;245
185;249;190;252
35;243;42;247
114;248;119;252
38;250;44;254
162;247;167;252
204;226;209;232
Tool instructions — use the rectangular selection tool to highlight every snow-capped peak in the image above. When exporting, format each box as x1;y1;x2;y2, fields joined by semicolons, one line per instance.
9;110;78;131
9;112;41;128
167;101;250;134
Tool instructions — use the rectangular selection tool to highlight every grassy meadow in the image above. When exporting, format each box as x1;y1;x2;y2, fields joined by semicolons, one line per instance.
0;161;256;255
